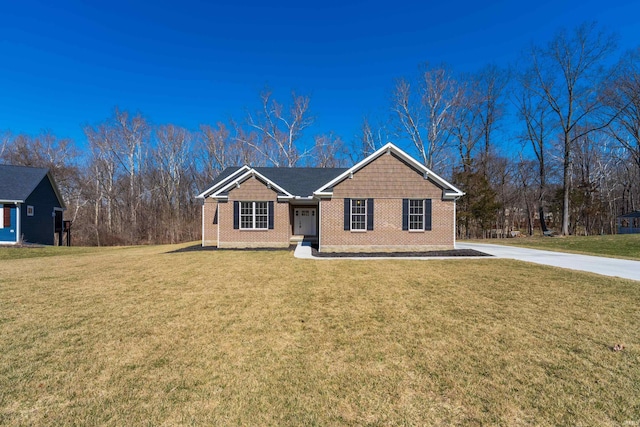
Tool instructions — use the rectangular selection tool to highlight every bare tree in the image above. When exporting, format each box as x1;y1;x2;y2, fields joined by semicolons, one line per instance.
0;131;11;160
358;117;385;158
198;122;254;186
310;133;349;167
474;64;509;158
516;70;557;232
606;48;640;185
526;22;619;235
84;122;119;242
152;124;194;243
451;80;484;170
238;90;314;167
112;108;149;239
392;64;461;168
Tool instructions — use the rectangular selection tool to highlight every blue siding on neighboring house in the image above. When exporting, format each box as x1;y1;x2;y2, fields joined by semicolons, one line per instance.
0;204;18;243
22;177;62;245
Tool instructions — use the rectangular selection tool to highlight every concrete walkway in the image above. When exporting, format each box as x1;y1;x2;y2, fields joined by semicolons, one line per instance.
457;242;640;282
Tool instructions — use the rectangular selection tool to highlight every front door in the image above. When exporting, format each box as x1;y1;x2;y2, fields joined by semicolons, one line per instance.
294;208;316;236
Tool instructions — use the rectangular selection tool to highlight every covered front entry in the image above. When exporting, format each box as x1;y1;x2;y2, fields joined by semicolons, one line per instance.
294;208;317;236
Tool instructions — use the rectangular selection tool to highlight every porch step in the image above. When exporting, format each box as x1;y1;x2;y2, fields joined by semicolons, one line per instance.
290;235;318;244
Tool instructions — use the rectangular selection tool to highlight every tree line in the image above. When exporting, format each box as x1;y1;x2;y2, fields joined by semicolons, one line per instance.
1;22;639;245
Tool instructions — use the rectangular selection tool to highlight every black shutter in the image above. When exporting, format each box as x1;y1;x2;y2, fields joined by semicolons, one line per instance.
268;201;274;229
402;199;409;231
343;198;351;231
424;199;432;231
233;201;239;229
213;206;218;225
367;198;374;230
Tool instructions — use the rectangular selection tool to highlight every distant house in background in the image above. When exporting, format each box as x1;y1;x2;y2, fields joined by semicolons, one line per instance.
617;211;640;234
0;165;66;245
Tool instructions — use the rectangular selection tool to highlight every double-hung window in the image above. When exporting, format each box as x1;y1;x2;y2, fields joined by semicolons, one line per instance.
402;198;432;231
240;201;268;230
351;199;366;231
409;199;424;231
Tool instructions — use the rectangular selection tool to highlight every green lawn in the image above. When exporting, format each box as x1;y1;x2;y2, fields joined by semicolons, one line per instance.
1;244;639;425
469;233;640;260
0;245;106;261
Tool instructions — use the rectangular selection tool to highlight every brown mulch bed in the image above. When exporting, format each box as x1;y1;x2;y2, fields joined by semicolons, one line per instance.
311;247;491;258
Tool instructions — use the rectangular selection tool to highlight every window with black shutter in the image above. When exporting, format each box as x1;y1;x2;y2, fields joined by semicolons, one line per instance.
403;199;432;231
237;201;270;230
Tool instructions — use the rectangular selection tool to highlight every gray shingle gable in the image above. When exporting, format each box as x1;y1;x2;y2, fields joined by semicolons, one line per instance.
253;168;348;197
0;164;50;202
207;167;348;198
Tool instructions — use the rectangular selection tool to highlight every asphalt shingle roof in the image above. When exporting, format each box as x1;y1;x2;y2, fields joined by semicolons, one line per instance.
0;164;50;202
254;167;348;197
619;211;640;219
207;167;349;197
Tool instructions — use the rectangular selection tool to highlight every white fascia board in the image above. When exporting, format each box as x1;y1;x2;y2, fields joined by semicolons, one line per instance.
211;169;295;198
313;142;464;196
196;166;251;199
313;192;333;198
443;190;466;199
0;199;23;204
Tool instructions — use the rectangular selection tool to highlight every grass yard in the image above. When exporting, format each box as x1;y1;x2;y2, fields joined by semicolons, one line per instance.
471;233;640;260
1;244;639;425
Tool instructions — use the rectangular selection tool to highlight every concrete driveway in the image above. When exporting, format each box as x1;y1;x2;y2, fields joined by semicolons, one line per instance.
457;241;640;282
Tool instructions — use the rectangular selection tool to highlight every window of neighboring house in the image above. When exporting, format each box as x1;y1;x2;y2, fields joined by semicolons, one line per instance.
409;199;424;231
351;199;366;231
1;204;10;228
240;201;268;230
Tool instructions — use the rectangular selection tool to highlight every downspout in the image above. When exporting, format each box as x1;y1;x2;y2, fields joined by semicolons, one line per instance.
453;198;457;248
318;198;322;252
201;199;205;247
217;200;221;248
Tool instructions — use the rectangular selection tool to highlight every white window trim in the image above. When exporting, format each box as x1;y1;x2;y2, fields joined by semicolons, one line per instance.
409;199;425;232
0;204;4;228
240;201;269;230
350;199;367;232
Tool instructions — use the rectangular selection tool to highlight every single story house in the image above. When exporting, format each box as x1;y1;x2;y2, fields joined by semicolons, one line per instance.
197;143;464;252
0;165;66;245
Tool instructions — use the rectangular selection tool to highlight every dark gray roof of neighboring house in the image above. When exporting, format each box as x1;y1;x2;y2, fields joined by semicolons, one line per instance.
618;211;640;219
208;166;349;197
0;164;50;202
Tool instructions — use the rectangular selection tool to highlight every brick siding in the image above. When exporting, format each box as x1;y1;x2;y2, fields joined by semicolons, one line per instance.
216;176;291;248
202;198;218;246
319;152;455;252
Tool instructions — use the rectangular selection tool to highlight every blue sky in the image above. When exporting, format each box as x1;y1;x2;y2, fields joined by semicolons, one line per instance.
1;0;639;153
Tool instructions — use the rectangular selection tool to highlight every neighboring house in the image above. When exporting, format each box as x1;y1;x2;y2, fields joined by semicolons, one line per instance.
197;143;464;252
617;211;640;234
0;165;66;245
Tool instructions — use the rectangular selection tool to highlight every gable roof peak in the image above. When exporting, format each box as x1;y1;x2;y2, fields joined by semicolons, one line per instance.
313;142;464;199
